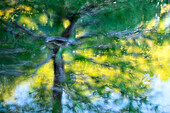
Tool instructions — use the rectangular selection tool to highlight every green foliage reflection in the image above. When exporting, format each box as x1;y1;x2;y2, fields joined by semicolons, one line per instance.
0;0;169;112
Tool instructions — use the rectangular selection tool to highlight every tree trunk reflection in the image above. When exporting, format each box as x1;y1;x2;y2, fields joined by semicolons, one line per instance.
52;49;65;113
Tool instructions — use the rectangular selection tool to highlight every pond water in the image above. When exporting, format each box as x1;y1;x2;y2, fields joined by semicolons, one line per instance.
0;50;170;113
0;3;170;113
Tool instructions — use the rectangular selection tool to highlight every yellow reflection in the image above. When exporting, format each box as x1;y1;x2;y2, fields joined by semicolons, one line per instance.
160;4;170;14
76;27;86;38
63;19;70;28
158;20;166;31
30;60;54;88
0;10;4;16
39;14;48;26
1;60;54;104
19;16;38;30
63;52;74;62
64;37;170;99
4;8;14;19
1;76;29;102
150;42;170;81
145;19;158;29
18;5;31;11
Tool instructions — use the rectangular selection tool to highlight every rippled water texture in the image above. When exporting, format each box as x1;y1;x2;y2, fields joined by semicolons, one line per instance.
0;1;170;112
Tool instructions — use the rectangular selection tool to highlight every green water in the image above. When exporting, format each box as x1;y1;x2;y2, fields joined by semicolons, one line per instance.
0;1;169;112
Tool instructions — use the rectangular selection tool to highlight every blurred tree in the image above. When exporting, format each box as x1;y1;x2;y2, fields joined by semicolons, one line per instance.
0;0;169;112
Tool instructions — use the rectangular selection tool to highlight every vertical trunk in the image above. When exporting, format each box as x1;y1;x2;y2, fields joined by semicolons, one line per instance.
51;16;77;112
53;48;65;85
52;48;65;113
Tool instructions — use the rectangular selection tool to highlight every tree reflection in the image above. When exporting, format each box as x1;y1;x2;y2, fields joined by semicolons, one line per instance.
0;0;169;113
